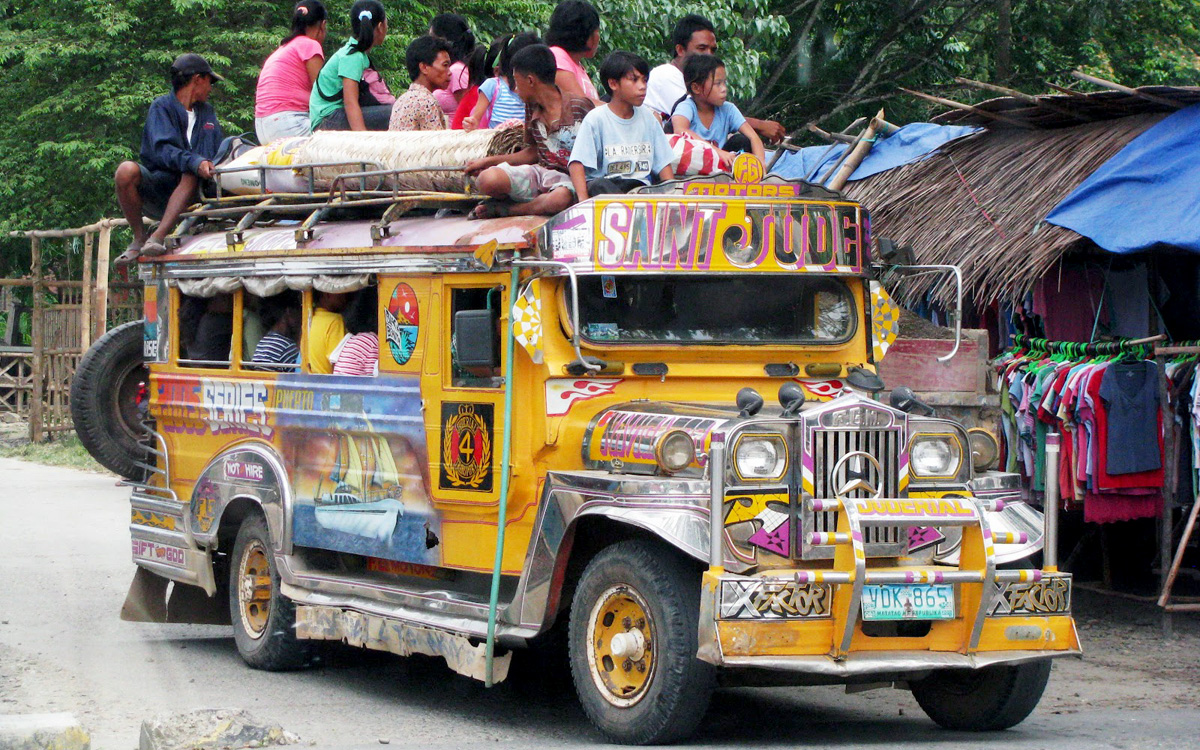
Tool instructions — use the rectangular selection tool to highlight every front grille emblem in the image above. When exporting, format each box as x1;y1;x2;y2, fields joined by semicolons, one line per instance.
831;450;885;499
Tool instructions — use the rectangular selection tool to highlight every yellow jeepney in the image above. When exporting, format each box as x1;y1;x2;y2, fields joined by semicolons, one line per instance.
100;163;1078;744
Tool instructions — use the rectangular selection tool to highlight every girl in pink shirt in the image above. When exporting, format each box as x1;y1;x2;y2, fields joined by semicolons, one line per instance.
545;0;601;103
255;0;328;143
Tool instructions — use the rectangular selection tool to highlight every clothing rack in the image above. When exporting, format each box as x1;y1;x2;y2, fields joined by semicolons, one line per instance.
1001;333;1200;628
1152;340;1200;618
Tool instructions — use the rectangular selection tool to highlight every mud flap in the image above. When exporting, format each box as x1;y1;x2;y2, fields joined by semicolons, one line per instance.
120;566;168;622
120;567;231;624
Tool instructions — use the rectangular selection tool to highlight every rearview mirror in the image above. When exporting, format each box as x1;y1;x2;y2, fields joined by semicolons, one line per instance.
454;309;498;368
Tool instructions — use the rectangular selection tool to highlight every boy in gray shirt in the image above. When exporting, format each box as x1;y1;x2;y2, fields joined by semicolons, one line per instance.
568;51;675;199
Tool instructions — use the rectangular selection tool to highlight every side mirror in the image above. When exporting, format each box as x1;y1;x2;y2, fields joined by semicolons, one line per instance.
846;366;885;393
778;382;806;416
889;385;934;416
454;309;498;368
877;237;915;265
736;387;764;417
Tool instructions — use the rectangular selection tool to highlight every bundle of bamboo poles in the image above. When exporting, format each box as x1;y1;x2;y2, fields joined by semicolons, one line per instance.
295;126;526;193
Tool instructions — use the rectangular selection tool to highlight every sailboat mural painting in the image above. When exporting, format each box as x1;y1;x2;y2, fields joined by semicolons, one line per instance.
275;373;440;565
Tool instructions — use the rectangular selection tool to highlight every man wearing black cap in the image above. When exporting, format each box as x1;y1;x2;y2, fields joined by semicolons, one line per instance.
115;53;225;262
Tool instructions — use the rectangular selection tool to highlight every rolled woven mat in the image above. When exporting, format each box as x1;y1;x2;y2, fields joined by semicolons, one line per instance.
296;125;526;193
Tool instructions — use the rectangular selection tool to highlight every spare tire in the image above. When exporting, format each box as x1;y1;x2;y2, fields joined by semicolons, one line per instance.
71;320;148;479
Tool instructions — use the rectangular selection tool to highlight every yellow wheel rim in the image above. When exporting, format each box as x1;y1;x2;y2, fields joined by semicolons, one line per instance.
586;584;655;707
237;540;273;639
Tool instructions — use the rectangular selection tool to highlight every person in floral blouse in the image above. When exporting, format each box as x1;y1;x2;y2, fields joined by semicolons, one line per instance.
388;35;452;130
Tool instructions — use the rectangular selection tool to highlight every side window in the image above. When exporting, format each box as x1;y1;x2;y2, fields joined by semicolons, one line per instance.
178;292;233;369
242;290;302;371
450;286;503;388
307;285;379;376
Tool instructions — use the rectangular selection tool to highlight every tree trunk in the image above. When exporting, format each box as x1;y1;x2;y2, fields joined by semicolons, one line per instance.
996;0;1013;82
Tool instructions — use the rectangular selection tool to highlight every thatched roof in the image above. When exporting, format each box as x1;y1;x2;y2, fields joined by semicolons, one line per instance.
844;89;1190;306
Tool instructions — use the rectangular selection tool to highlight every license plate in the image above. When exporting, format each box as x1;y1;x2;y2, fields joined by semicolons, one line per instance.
861;584;954;621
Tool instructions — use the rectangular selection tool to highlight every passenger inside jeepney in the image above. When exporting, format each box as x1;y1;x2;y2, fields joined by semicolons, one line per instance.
307;290;350;374
180;294;234;365
250;292;302;370
332;286;380;376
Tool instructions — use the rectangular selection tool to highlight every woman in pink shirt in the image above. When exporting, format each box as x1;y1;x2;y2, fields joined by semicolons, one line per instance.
255;0;328;144
545;0;601;103
429;13;476;115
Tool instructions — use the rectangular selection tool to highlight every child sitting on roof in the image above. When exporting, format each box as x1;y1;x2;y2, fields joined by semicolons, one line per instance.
568;51;675;198
461;32;541;131
463;44;594;218
669;54;764;168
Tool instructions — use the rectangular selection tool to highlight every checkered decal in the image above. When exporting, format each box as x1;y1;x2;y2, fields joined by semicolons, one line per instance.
512;279;544;364
870;280;900;361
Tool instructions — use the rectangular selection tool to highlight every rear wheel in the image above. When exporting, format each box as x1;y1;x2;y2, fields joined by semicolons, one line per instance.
70;320;148;479
911;660;1052;731
229;515;312;670
568;540;714;745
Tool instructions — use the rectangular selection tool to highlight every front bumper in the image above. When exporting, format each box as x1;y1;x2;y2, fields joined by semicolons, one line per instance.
697;568;1080;676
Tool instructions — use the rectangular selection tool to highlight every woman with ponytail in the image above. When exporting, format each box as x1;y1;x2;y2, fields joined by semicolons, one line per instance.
310;0;392;131
254;0;328;143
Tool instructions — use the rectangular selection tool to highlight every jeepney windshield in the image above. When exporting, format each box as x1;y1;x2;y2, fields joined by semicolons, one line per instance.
576;275;856;345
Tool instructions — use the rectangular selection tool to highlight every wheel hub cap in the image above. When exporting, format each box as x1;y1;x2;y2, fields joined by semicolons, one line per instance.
586;585;655;707
237;540;272;639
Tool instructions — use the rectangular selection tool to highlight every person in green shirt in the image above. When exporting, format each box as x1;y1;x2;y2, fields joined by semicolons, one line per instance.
310;0;392;131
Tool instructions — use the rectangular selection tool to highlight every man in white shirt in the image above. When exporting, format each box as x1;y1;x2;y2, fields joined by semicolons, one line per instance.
644;15;786;144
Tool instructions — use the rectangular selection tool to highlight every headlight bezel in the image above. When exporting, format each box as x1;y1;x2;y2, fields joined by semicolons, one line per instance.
732;432;789;482
967;428;1000;473
908;431;964;480
654;429;696;474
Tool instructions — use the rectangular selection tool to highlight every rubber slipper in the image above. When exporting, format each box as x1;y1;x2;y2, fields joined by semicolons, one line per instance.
113;247;141;266
469;201;511;220
140;239;168;257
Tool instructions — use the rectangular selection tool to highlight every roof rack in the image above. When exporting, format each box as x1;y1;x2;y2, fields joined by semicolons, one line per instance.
168;162;482;250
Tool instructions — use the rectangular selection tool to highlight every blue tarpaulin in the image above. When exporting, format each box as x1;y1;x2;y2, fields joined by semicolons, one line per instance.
769;122;981;183
1045;103;1200;254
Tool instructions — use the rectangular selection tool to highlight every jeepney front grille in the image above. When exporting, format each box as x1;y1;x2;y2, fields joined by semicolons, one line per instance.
804;427;905;559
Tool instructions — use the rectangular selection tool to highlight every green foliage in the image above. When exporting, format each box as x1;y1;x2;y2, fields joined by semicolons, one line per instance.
593;0;790;98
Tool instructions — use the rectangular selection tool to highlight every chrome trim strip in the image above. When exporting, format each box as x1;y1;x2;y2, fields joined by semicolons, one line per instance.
718;648;1079;676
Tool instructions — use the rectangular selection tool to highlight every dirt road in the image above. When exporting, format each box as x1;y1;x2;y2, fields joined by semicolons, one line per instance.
2;457;1198;749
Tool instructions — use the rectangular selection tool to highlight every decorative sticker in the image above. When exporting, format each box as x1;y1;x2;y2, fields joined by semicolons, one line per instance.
870;280;900;361
601;275;617;298
724;489;791;557
278;373;440;565
385;283;420;365
731;153;764;184
439;402;494;493
511;279;544;364
545;378;620;417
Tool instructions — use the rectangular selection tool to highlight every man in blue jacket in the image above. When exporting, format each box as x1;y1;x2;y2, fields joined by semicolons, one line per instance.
115;54;224;263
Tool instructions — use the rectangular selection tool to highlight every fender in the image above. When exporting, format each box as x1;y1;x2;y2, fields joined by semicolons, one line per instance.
188;441;293;556
505;471;736;636
934;471;1044;566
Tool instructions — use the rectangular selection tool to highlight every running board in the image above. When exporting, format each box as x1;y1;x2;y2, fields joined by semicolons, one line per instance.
294;604;512;683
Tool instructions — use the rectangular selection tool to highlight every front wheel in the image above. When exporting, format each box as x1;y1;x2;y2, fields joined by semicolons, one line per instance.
568;540;715;745
911;660;1052;731
229;514;313;670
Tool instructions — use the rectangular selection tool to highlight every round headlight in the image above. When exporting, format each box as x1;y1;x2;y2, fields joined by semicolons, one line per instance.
655;430;696;474
910;435;961;478
734;434;787;480
967;428;999;472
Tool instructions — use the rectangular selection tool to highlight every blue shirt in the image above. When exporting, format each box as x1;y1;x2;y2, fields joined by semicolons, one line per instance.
479;77;525;125
140;94;223;176
669;98;746;148
569;105;674;184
